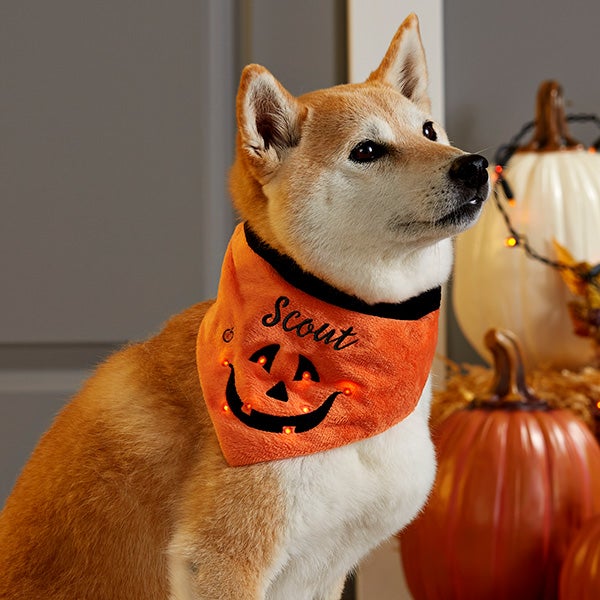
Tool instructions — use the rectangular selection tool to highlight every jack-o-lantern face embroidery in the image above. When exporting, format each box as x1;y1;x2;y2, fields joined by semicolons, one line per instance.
224;344;341;434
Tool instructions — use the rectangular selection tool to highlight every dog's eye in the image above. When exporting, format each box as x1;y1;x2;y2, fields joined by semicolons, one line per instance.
422;121;437;142
349;141;387;163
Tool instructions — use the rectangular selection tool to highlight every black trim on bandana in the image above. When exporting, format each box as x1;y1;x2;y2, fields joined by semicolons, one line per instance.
244;223;441;321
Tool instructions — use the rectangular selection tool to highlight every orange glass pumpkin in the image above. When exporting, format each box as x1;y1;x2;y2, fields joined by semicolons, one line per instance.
399;330;600;600
559;514;600;599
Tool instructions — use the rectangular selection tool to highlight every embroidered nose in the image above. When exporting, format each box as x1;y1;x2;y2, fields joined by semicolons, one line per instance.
266;381;289;402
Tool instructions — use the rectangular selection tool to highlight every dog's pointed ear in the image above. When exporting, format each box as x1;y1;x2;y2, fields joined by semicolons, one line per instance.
236;64;306;181
368;13;431;112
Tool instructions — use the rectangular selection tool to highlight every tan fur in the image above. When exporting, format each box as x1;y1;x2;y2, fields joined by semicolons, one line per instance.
0;302;285;598
0;14;487;599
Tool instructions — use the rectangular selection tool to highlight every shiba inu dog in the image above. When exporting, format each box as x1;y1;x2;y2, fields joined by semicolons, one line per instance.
0;13;488;600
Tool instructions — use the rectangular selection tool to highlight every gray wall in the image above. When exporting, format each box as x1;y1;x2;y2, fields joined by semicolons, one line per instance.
243;0;346;94
444;0;600;363
1;1;237;346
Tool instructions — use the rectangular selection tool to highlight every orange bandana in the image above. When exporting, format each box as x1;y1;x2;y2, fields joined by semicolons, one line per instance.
197;224;440;466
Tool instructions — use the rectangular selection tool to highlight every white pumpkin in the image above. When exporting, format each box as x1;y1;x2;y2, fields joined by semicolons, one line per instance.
453;81;600;369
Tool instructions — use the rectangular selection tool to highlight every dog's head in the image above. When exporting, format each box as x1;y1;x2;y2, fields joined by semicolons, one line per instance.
230;14;488;303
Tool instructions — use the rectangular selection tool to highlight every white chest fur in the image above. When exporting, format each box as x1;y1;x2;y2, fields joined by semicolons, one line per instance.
263;380;436;599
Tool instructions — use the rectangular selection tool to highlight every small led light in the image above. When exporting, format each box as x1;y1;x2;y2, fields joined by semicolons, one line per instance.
283;426;294;434
495;164;503;174
338;381;356;396
302;371;311;381
504;236;518;248
242;403;252;415
221;359;230;367
258;356;267;366
222;403;230;412
596;400;600;410
301;406;310;413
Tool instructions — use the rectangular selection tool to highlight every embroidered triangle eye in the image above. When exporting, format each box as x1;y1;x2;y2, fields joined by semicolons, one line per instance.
293;355;320;382
249;344;280;373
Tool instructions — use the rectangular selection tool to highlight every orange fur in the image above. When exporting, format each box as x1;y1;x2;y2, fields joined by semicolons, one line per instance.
0;302;284;598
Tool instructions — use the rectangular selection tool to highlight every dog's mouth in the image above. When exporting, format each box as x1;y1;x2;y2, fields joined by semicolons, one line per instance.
390;192;486;237
433;194;485;228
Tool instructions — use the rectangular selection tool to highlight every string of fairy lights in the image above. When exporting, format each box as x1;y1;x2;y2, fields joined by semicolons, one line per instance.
491;113;600;284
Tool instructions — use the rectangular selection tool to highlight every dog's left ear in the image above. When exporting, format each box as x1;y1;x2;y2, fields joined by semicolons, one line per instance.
236;64;307;182
368;13;431;113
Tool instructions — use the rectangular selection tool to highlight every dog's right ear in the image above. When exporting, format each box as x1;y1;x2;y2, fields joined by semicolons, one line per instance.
236;65;306;182
368;13;431;113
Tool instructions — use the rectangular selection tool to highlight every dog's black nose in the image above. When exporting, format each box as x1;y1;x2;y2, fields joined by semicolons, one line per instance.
449;154;489;189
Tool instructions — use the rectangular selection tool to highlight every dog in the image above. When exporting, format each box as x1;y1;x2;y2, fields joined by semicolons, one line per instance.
0;13;488;599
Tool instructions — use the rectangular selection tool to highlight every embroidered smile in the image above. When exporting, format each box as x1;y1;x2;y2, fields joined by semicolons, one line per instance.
224;363;341;434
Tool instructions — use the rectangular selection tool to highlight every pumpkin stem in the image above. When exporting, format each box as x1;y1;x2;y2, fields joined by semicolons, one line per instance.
519;81;583;152
473;329;548;410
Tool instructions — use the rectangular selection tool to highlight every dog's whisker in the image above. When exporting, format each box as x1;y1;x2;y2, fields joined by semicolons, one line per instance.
471;145;494;156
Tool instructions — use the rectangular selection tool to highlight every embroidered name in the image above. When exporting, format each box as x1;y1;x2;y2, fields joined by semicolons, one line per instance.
261;296;359;351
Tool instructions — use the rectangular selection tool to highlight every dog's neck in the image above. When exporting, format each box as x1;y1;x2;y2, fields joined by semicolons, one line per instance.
252;225;453;306
244;224;442;314
317;240;454;305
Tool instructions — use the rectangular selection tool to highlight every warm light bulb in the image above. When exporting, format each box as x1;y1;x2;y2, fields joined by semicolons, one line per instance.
302;371;311;381
223;403;230;412
258;356;267;366
221;359;230;367
283;426;293;434
504;236;518;248
337;381;357;396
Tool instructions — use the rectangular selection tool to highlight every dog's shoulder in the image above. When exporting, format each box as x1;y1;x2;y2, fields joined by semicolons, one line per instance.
106;299;216;423
53;299;218;457
143;299;215;377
